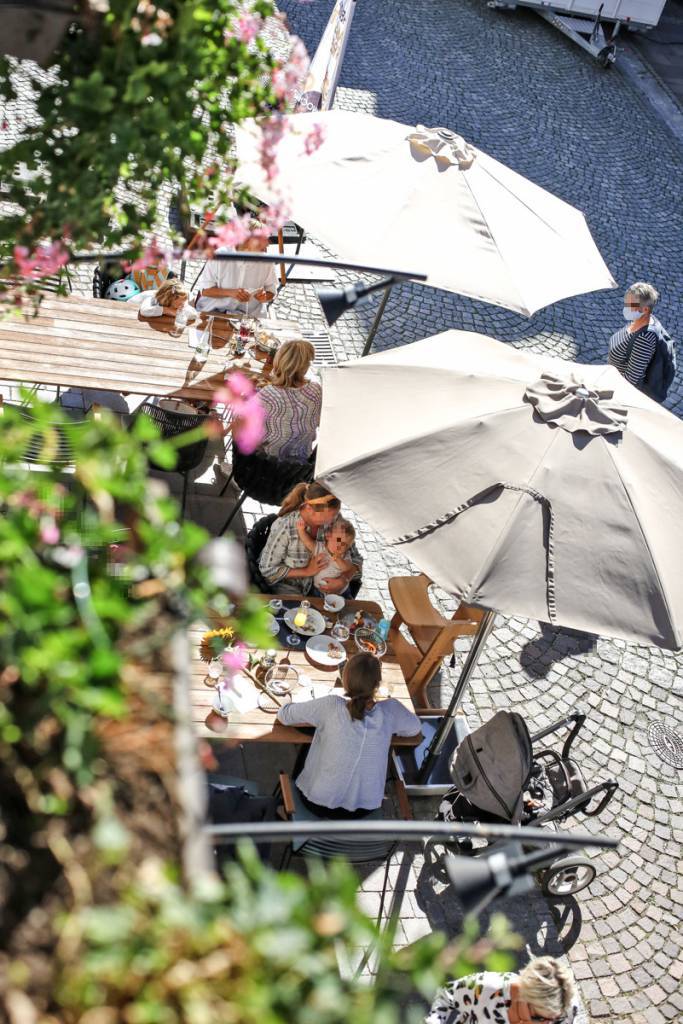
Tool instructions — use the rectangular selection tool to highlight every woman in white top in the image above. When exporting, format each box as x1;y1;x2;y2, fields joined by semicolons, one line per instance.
277;653;421;819
138;278;197;321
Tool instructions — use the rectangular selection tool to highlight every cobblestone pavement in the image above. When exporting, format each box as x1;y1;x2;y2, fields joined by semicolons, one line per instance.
270;3;682;1021
3;2;681;1021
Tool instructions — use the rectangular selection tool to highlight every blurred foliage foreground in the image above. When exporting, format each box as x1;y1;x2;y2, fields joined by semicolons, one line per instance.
0;397;518;1023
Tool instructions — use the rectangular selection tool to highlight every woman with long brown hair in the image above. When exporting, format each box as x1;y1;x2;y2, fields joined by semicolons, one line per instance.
276;653;420;818
257;339;322;461
259;481;362;596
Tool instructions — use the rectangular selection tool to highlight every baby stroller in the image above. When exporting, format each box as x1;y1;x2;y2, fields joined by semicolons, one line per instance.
433;709;618;896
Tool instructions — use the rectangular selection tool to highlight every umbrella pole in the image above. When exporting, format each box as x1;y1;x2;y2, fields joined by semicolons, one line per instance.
361;281;394;356
416;609;496;783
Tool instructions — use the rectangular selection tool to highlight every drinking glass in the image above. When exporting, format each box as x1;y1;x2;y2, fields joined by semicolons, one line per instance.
331;623;350;643
268;598;283;614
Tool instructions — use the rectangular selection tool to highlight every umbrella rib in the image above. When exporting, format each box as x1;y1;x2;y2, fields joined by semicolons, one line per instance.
478;160;569;240
601;441;680;647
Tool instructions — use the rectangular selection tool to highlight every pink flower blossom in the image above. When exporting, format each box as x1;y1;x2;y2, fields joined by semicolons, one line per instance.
222;642;248;679
208;215;252;251
213;372;265;455
260;199;291;233
227;12;262;43
259;114;290;184
271;37;309;104
13;241;69;280
39;517;60;545
303;121;326;156
126;239;167;273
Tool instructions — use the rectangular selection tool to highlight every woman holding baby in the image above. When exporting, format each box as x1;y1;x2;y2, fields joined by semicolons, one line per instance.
259;482;362;597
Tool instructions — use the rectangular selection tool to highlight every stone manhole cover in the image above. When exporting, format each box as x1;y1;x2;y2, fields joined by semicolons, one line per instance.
647;721;683;769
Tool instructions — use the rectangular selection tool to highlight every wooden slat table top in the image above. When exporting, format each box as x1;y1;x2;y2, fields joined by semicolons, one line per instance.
0;295;300;400
190;596;420;746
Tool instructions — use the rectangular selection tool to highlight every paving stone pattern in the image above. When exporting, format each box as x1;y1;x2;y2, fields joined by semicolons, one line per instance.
272;2;682;1021
3;3;681;1020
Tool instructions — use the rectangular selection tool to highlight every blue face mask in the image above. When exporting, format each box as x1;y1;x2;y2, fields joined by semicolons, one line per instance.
623;307;641;322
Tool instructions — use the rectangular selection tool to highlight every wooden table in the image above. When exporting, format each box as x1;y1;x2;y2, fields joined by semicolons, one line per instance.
0;296;299;401
189;596;421;746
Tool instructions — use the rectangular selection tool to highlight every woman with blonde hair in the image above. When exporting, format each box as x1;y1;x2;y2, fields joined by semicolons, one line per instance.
257;339;322;461
259;481;362;596
426;955;579;1024
277;653;420;818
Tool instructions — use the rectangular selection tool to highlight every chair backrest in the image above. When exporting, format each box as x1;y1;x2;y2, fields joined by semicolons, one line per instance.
246;513;278;592
1;403;87;466
137;402;209;473
297;834;396;865
92;262;126;298
233;446;313;506
1;267;72;294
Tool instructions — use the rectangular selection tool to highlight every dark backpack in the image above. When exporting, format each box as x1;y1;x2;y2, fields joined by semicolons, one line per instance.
642;316;676;404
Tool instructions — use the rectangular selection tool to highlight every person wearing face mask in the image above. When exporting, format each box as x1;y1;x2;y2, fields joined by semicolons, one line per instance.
425;956;579;1024
607;281;665;393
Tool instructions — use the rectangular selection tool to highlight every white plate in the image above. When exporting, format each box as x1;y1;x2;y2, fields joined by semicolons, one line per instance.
283;606;326;637
305;634;347;668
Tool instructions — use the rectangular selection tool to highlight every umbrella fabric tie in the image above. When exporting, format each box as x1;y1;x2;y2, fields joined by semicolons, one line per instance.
525;373;628;436
388;482;558;626
407;125;476;169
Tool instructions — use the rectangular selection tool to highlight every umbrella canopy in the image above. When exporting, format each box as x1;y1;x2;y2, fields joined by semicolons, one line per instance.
234;110;617;316
315;332;683;649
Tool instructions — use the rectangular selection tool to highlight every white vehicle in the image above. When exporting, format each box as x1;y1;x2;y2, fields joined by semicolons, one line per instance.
488;0;667;66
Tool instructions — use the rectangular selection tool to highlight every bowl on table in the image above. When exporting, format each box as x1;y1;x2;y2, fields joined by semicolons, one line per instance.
305;634;347;669
322;594;346;614
354;628;387;659
265;664;300;696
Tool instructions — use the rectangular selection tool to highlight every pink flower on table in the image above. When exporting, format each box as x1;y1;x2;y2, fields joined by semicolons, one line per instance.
213;372;266;456
222;642;248;679
227;12;262;43
303;121;326;156
39;517;60;545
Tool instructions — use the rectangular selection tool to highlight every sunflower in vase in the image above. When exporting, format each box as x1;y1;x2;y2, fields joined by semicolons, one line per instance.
199;626;236;663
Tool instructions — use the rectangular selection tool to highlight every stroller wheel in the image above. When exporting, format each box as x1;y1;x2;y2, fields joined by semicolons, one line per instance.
541;856;597;897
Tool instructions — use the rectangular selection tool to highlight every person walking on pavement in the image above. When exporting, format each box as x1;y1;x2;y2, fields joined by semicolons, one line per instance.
607;281;674;401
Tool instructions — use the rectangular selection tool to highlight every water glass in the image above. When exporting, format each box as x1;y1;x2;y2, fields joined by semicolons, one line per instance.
331;623;350;643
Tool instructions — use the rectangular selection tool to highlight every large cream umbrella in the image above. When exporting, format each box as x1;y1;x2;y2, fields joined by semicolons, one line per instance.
315;331;683;650
234;110;617;317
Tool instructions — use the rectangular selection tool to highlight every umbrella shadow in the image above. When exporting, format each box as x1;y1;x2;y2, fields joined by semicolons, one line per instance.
520;622;597;679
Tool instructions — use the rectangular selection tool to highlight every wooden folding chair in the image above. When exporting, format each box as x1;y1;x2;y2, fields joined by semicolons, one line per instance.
388;574;484;709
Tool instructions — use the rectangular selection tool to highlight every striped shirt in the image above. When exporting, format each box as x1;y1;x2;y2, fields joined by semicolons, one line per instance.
277;694;421;811
258;380;322;460
259;511;363;595
608;324;657;388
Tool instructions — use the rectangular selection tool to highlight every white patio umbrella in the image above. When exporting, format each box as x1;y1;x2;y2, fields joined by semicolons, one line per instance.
315;331;683;650
234;110;617;317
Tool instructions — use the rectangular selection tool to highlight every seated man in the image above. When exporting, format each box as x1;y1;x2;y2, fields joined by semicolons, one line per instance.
195;223;278;317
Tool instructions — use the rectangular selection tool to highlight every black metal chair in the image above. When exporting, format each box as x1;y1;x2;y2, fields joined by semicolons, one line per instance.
219;447;314;534
136;402;209;520
245;513;278;592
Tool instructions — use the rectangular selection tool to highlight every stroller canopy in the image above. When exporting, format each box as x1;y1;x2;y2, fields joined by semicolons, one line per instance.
450;711;533;824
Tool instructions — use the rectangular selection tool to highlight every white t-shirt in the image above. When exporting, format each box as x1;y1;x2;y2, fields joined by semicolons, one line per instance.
138;293;196;320
195;247;278;315
312;539;346;591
